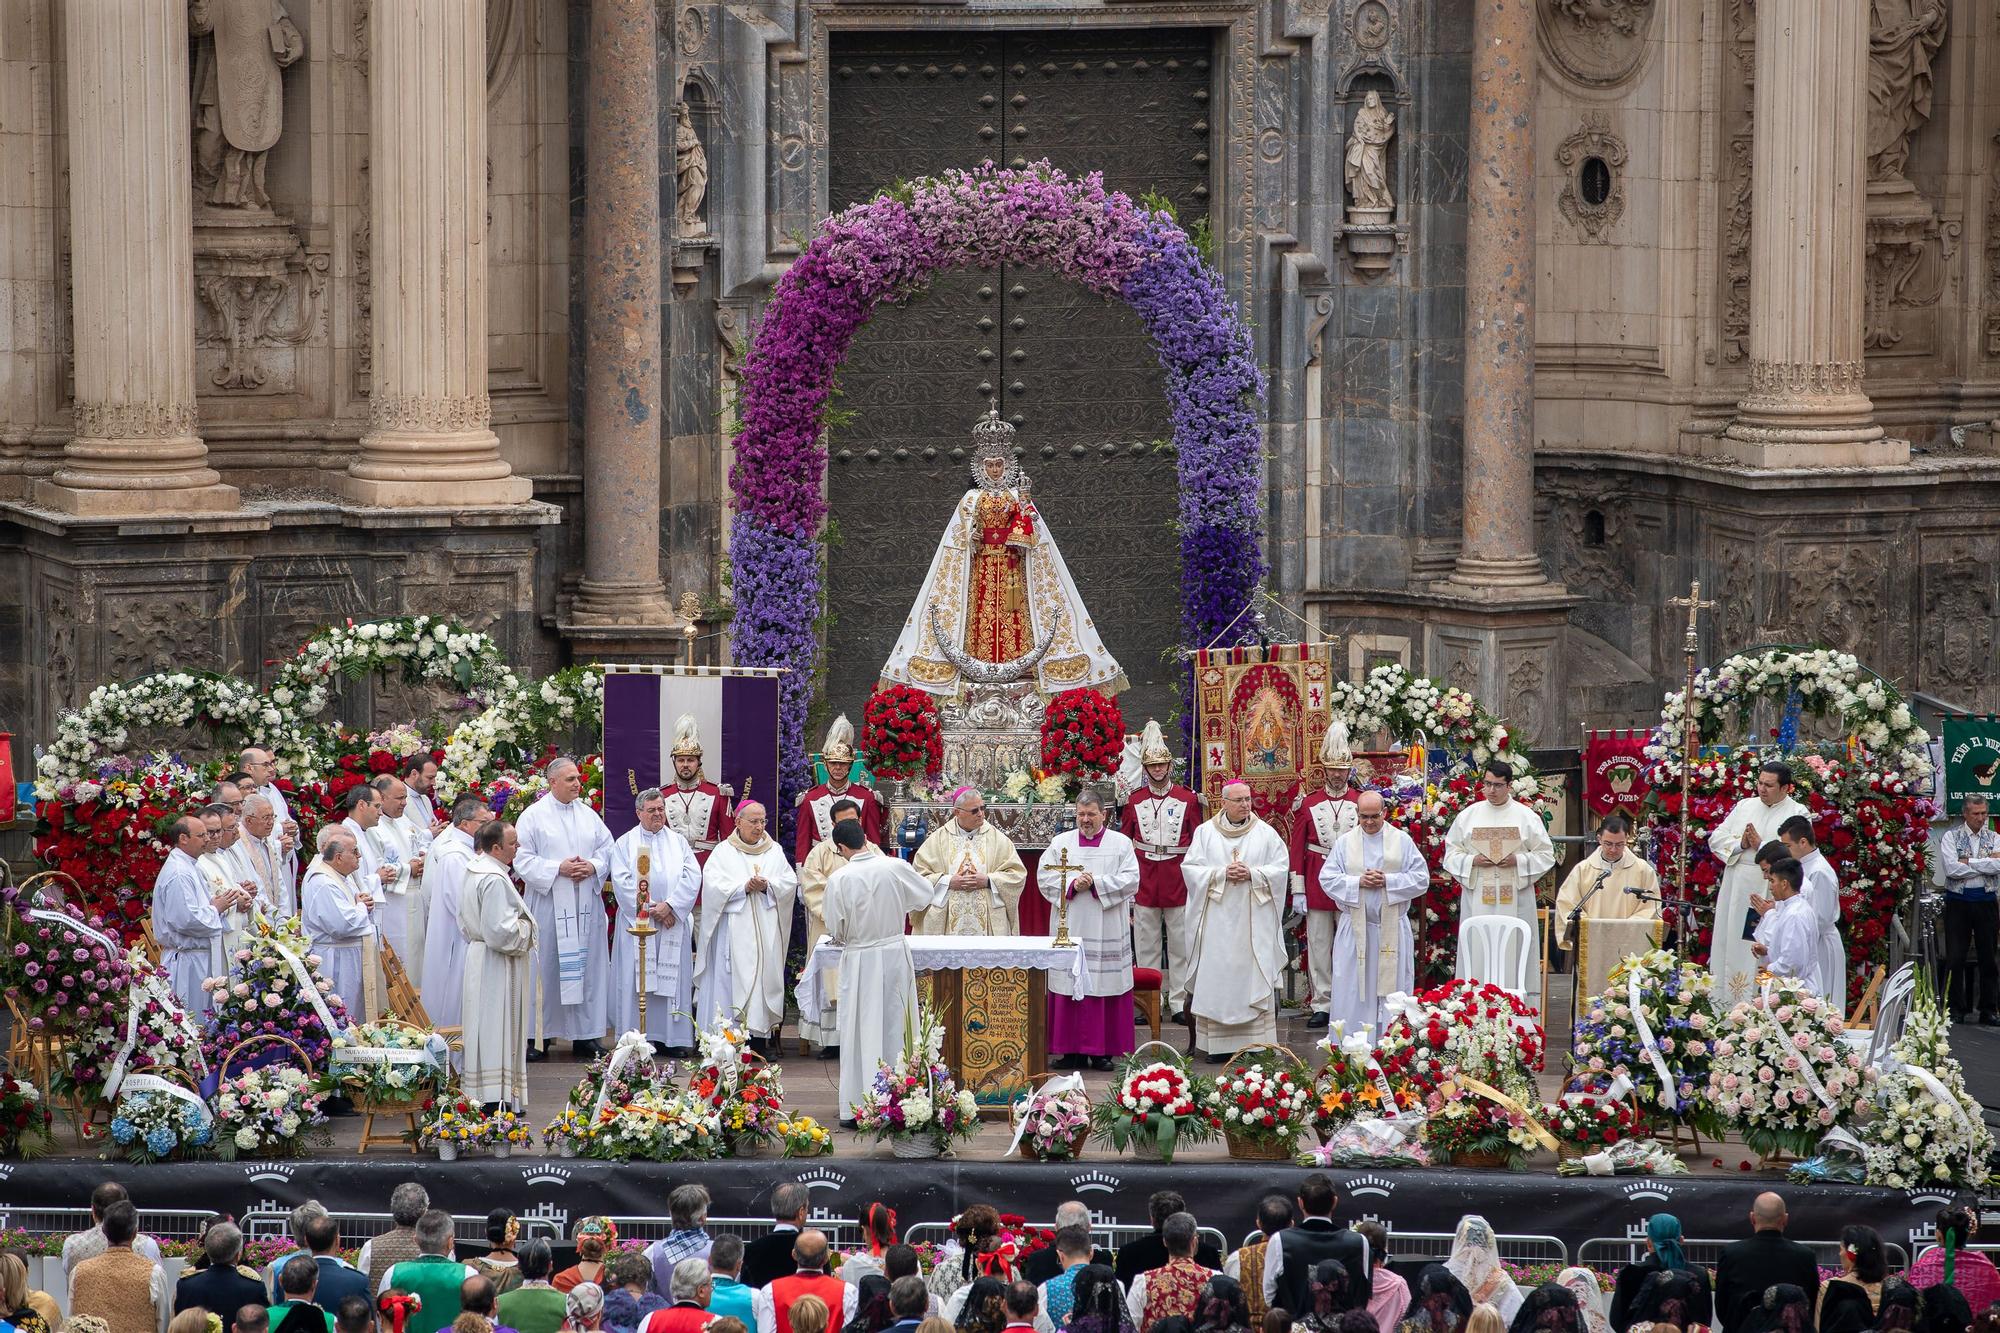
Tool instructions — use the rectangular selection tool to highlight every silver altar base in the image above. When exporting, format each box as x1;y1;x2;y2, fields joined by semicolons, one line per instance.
889;798;1075;852
939;681;1045;790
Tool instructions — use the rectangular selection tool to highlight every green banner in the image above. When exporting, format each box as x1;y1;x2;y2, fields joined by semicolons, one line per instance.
1942;716;2000;814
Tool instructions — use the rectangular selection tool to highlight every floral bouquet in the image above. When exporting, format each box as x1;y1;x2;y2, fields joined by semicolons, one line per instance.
1040;688;1125;785
1542;1093;1637;1157
853;1004;980;1158
1207;1050;1316;1157
489;1106;533;1154
0;1072;52;1158
418;1092;488;1156
1554;1137;1689;1177
201;917;351;1070
1299;1117;1433;1169
1314;1027;1419;1132
1858;978;1991;1189
779;1115;835;1157
543;1107;595;1157
110;1085;214;1163
1374;980;1546;1100
1090;1054;1219;1164
1419;1073;1542;1168
1705;979;1870;1158
591;1090;724;1162
1570;951;1717;1120
1001;770;1074;805
328;1021;450;1108
1014;1082;1092;1161
71;958;207;1105
861;685;943;780
564;1033;676;1129
211;1064;329;1160
688;1021;784;1153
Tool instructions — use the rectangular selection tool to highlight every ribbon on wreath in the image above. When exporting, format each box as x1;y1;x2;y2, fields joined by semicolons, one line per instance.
1761;982;1837;1110
116;1072;213;1130
1007;1070;1086;1157
33;910;210;1100
1905;1065;1974;1132
592;1030;658;1120
267;930;345;1038
1628;970;1683;1111
1450;1074;1561;1153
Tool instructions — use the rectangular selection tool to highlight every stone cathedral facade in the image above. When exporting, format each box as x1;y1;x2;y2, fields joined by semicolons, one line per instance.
1;0;1996;759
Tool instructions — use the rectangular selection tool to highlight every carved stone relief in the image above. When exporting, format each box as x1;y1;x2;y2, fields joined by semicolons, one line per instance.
1921;538;1998;696
1555;116;1626;243
193;237;329;392
1778;543;1884;657
104;594;223;681
1545;485;1635;602
1985;133;2000;358
1864;0;1945;190
1350;0;1390;48
1717;0;1755;366
1504;652;1549;738
1536;0;1656;89
1708;530;1758;656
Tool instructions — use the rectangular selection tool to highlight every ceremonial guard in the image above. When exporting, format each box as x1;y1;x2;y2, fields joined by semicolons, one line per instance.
1119;720;1200;1018
1290;720;1359;1029
663;715;732;866
794;715;885;859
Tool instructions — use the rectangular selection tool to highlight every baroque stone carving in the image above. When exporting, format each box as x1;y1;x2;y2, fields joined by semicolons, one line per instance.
675;101;710;237
1985;134;2000;358
1722;135;1753;364
105;597;218;681
1744;357;1868;399
1862;208;1955;352
1350;0;1390;49
190;0;305;212
1555;116;1627;243
1924;552;1996;695
193;235;330;390
1781;544;1884;657
1537;0;1656;88
1504;653;1548;734
1344;92;1394;211
1865;0;1945;188
367;393;493;434
74;400;201;440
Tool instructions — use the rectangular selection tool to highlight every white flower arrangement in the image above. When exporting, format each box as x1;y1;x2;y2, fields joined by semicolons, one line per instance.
1704;978;1872;1158
1858;981;1991;1189
211;1064;328;1160
436;665;604;800
1324;662;1521;767
272;616;517;727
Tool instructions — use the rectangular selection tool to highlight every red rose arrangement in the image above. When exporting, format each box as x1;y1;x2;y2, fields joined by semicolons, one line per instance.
1543;1093;1636;1151
861;685;943;780
1040;688;1124;781
1372;978;1546;1098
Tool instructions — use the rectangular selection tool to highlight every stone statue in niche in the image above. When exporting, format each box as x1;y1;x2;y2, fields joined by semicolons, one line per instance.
1866;0;1946;187
190;0;305;212
675;101;709;236
1344;92;1395;211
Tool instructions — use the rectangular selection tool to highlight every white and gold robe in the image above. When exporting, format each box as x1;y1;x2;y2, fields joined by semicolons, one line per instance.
1180;814;1288;1052
694;835;798;1036
610;823;702;1045
911;822;1027;936
459;852;538;1107
197;844;254;958
515;793;616;1042
1707;793;1808;1010
1443;797;1556;1006
796;837;849;1047
1320;822;1429;1040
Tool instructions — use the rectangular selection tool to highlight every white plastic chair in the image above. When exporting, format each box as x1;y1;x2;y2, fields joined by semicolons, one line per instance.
1841;962;1917;1067
1457;915;1534;998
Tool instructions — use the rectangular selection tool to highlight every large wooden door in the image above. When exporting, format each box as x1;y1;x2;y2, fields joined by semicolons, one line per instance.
823;27;1216;732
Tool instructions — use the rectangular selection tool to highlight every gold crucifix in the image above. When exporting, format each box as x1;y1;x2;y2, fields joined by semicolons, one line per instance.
1045;846;1080;948
1666;580;1717;655
628;848;659;1032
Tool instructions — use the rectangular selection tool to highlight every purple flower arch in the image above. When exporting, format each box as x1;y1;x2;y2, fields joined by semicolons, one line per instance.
728;163;1266;819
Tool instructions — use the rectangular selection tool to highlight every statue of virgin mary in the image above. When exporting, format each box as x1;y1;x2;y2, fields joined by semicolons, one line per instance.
878;404;1126;698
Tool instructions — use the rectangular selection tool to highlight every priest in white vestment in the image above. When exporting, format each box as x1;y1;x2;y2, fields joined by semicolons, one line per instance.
822;821;938;1121
196;803;258;957
1779;815;1845;1010
515;757;616;1057
1751;858;1822;994
694;803;798;1045
1038;792;1140;1068
610;787;703;1052
911;788;1028;935
797;796;866;1056
153;816;238;1015
1443;760;1557;1007
301;827;380;1021
239;745;300;853
1706;761;1809;1010
1319;792;1430;1041
368;775;430;987
401;756;445;833
238;794;297;922
1181;782;1289;1060
460;821;538;1109
339;787;401;946
419;797;485;1029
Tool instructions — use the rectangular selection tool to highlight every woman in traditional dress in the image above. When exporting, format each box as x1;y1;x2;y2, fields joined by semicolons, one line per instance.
1610;1217;1710;1333
1553;1275;1610;1333
1399;1270;1474;1333
1445;1220;1523;1326
1815;1228;1889;1333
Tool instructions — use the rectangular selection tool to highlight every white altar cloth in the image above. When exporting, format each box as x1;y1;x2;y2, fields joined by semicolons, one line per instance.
796;933;1083;1025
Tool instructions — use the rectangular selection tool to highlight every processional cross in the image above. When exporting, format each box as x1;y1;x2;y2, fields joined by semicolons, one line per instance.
1664;580;1717;963
1044;847;1080;949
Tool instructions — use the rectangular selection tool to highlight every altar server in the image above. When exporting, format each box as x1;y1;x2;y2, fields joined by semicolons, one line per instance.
822;820;937;1120
1706;761;1809;1010
1778;815;1845;1010
694;802;798;1047
795;714;886;859
1120;720;1201;1017
154;814;237;1015
1551;813;1659;947
461;821;539;1110
912;787;1028;936
797;798;863;1057
664;715;732;866
302;826;380;1021
610;787;703;1053
1319;790;1429;1039
419;796;485;1029
1751;856;1821;993
369;774;430;986
1442;760;1557;1007
238;793;297;921
1291;720;1360;1029
1038;791;1141;1069
1181;781;1289;1060
515;757;616;1059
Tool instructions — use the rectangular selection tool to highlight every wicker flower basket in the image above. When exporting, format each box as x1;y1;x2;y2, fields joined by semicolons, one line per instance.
891;1135;944;1160
220;1032;316;1082
345;1019;437;1114
1011;1071;1088;1161
1219;1043;1310;1162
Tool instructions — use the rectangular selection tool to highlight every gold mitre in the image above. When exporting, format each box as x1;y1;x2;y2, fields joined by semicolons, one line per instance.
670;713;704;758
1321;717;1354;769
1139;718;1174;767
822;713;856;765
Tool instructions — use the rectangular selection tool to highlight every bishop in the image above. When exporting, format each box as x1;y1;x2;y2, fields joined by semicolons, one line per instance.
694;802;798;1047
515;757;616;1059
1038;792;1140;1069
610;788;703;1053
1442;759;1557;1007
1319;791;1429;1039
1181;781;1289;1060
1118;720;1201;1017
911;788;1028;936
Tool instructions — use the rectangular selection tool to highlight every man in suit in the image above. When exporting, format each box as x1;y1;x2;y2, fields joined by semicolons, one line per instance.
1112;1192;1224;1287
1264;1175;1369;1316
885;1278;930;1333
177;1223;272;1316
740;1183;809;1289
304;1216;373;1313
1023;1204;1113;1285
1715;1193;1821;1333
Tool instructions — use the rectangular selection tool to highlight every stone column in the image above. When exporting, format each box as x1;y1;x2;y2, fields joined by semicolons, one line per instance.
1449;0;1547;592
36;0;238;516
1722;0;1901;468
571;0;674;623
341;0;531;507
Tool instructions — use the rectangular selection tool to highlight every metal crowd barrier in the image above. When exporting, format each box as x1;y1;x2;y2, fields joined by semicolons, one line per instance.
239;1209;563;1247
0;1205;219;1242
607;1215;866;1248
904;1221;1230;1259
1379;1231;1567;1268
1576;1237;1908;1274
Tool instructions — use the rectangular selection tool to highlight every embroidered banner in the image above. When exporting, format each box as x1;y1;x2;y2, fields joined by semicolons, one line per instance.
1193;643;1336;842
1941;716;2000;816
601;666;785;839
1582;729;1652;819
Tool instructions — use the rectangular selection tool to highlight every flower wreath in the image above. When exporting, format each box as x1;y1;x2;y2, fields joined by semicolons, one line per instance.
271;615;518;725
436;666;605;800
1326;662;1519;767
35;672;291;795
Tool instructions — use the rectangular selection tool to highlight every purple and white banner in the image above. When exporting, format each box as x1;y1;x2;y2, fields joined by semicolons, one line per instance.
600;666;783;839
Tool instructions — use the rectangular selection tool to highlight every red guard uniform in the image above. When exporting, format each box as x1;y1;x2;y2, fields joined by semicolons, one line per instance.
793;781;886;860
1290;784;1358;1019
664;780;731;867
1121;781;1201;1014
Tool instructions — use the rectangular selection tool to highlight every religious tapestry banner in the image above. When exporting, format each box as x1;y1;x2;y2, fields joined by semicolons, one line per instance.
601;666;783;838
1582;728;1652;818
1193;643;1336;839
1942;715;2000;815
